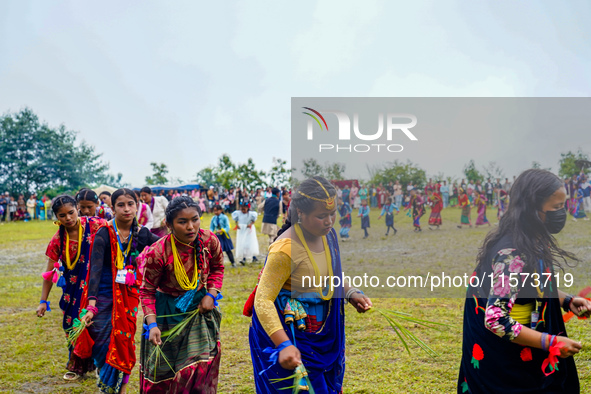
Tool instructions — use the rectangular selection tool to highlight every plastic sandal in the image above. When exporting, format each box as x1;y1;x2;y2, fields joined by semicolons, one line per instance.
63;372;81;381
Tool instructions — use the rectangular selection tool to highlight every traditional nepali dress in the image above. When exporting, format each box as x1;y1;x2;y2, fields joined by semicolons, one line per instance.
86;223;159;393
474;195;489;225
496;190;507;221
246;227;346;393
428;192;443;226
410;195;424;228
338;203;352;239
149;196;170;238
45;217;105;375
139;231;225;393
459;194;471;225
96;205;114;220
232;210;259;261
138;202;154;229
210;213;234;252
458;235;579;393
569;189;587;219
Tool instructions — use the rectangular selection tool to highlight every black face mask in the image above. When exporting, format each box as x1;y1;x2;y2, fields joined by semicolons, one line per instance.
543;208;567;234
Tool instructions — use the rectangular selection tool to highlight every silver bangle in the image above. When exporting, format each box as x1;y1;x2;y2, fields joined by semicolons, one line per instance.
346;287;361;301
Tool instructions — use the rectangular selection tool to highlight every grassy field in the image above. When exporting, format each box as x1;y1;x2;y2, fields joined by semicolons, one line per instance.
0;207;590;393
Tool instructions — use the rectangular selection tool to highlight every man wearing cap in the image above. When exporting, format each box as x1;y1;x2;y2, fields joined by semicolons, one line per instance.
259;187;281;247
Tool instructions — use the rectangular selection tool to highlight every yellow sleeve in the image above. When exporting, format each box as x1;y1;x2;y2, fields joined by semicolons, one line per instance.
254;250;292;337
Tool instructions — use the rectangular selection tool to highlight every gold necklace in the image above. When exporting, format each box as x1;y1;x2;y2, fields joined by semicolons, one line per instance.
294;223;334;300
64;220;82;270
171;235;198;290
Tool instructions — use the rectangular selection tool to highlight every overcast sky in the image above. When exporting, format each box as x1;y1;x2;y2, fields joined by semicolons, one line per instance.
1;1;590;186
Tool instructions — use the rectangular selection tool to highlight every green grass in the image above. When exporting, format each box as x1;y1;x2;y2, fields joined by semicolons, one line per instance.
0;208;590;393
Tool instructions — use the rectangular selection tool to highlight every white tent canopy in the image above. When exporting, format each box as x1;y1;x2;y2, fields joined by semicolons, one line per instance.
93;185;118;195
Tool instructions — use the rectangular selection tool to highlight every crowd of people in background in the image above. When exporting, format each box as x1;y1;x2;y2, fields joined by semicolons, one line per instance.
4;170;590;231
25;167;591;393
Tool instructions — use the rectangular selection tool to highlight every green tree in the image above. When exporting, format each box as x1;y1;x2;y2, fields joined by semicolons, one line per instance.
99;172;128;188
369;160;426;188
195;154;268;190
301;158;324;179
300;159;346;181
267;157;293;187
235;158;266;190
558;149;590;178
463;160;484;182
325;163;346;181
145;162;169;185
0;108;109;196
195;166;217;188
482;161;505;181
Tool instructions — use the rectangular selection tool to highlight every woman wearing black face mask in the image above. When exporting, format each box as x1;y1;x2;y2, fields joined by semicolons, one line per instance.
458;169;591;394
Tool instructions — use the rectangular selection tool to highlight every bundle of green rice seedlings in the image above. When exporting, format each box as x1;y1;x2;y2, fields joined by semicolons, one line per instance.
65;309;88;348
374;307;450;358
269;364;315;394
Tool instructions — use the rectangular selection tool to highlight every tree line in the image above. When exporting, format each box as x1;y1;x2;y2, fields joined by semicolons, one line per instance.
1;108;588;196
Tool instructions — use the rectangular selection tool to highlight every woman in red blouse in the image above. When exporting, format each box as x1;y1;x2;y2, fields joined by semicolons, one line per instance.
37;195;105;381
139;196;225;393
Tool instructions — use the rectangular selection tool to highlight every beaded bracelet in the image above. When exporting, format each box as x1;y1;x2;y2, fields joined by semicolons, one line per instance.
541;333;548;351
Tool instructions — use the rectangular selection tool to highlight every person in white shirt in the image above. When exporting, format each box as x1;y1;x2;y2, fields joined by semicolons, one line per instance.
140;186;169;237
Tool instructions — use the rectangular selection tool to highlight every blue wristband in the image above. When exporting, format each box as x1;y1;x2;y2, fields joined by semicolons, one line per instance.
142;322;158;339
205;292;223;307
40;300;51;312
259;340;294;375
276;340;293;352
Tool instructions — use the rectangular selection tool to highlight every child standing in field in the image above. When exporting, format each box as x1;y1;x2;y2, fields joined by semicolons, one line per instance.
232;201;260;264
378;197;399;235
338;197;352;240
358;199;370;239
211;204;237;267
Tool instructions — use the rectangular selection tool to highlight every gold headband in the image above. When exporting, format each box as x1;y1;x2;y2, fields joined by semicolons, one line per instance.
298;180;336;210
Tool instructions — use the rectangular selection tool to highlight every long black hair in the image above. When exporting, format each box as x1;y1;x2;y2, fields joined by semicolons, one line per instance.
477;169;577;271
276;176;336;239
165;196;205;271
51;195;78;264
112;188;140;259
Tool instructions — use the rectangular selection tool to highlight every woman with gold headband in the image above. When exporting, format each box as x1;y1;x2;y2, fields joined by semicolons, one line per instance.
245;176;372;393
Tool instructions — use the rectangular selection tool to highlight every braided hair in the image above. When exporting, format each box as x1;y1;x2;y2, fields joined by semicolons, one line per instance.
75;188;99;204
165;196;205;271
276;176;336;239
111;188;141;265
51;195;78;263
